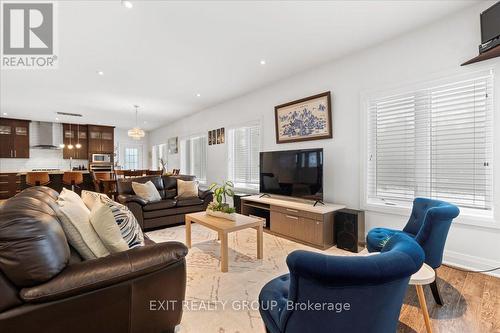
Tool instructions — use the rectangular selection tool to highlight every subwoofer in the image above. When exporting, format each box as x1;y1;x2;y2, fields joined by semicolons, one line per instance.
335;209;365;253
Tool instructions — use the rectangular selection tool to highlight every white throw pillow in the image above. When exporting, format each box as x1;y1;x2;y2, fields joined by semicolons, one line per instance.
81;190;114;210
89;202;129;253
58;187;88;211
56;195;110;260
132;181;162;202
177;179;199;199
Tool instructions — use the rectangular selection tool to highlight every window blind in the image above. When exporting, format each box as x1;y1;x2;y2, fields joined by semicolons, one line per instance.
368;72;493;210
228;125;260;189
181;135;207;182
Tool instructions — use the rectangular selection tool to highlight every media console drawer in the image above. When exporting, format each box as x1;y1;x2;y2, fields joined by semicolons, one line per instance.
271;205;322;221
270;211;324;246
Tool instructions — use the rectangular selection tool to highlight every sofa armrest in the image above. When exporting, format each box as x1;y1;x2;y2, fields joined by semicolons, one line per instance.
117;194;148;206
198;189;213;200
20;241;188;303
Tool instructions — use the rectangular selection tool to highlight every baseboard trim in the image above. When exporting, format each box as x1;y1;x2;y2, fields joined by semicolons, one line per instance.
443;250;500;278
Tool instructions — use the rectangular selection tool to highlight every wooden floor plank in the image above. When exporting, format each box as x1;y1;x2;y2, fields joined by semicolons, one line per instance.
398;266;500;333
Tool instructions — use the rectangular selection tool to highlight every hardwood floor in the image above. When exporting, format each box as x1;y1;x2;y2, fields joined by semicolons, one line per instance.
398;265;500;333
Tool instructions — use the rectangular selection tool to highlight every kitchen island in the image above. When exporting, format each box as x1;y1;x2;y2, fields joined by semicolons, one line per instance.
0;170;95;198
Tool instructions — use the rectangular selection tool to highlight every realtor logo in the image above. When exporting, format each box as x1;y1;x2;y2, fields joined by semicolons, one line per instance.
1;2;58;69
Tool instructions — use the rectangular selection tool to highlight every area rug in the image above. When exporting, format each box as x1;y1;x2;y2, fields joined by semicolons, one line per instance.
147;224;364;333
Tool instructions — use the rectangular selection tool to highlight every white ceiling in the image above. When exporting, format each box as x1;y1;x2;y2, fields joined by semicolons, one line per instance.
0;0;478;130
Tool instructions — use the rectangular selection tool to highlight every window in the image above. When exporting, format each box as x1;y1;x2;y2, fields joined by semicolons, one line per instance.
180;135;207;183
367;72;493;211
152;143;167;170
124;147;139;170
228;124;260;190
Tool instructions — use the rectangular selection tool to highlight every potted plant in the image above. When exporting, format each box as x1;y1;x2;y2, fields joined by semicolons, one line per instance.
206;181;236;220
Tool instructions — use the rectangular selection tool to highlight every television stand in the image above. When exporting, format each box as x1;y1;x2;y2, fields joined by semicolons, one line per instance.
313;200;324;207
240;195;345;249
259;193;271;198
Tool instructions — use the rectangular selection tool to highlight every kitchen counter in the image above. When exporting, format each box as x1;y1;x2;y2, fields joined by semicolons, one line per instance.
14;170;90;175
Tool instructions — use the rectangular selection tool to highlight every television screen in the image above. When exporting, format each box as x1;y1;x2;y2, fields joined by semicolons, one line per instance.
260;149;323;201
481;2;500;44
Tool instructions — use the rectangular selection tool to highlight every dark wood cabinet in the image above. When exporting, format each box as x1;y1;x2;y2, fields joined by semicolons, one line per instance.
63;124;88;160
0;118;30;158
0;173;20;199
88;125;114;156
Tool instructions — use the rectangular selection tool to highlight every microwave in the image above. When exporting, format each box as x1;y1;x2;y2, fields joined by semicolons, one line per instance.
92;153;112;163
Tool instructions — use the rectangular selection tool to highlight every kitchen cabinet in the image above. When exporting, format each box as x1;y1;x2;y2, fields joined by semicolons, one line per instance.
63;124;88;160
88;125;114;155
0;173;20;199
0;118;30;158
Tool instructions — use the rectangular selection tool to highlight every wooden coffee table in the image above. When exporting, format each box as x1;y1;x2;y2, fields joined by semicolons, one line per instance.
185;212;264;272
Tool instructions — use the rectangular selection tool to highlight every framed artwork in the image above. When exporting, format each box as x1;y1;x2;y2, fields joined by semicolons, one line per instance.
219;127;225;144
216;129;221;144
274;91;332;144
168;137;178;154
208;130;213;145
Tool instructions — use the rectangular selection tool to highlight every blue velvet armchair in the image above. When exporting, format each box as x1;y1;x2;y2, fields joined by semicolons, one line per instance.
366;197;459;305
259;233;424;333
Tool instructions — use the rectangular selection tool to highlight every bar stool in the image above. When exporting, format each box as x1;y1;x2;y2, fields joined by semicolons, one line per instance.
26;172;50;187
63;171;84;192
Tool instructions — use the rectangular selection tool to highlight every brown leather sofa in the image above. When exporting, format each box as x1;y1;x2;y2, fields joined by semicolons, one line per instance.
0;186;188;333
117;175;213;230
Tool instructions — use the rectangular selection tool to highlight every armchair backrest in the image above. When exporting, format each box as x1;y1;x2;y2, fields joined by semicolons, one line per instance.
282;233;424;333
403;198;459;268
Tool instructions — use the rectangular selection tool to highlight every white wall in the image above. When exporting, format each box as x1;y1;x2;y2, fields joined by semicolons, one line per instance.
114;128;150;170
150;2;500;275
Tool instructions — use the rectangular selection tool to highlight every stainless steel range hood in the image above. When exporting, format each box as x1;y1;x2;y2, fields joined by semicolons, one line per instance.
31;121;63;149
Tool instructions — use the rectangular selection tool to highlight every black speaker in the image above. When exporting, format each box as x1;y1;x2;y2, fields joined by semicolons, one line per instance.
233;193;251;214
335;209;365;253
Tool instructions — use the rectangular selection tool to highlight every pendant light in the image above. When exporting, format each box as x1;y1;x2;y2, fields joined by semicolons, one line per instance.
127;105;145;140
75;124;82;149
67;123;74;150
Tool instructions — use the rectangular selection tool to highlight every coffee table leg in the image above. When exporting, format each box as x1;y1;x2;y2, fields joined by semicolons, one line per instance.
220;232;228;272
185;217;191;248
257;225;263;259
416;285;433;333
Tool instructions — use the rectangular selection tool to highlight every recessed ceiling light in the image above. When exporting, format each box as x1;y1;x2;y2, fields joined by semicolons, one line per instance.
143;121;147;124
196;93;201;97
122;1;133;9
55;117;59;121
260;60;266;65
2;112;7;116
97;70;104;76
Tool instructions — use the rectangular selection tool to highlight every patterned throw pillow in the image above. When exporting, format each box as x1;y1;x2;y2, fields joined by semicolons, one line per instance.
81;190;114;210
99;200;145;248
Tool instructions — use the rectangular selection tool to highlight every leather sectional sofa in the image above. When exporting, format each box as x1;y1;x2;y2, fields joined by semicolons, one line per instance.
0;186;188;333
117;175;213;230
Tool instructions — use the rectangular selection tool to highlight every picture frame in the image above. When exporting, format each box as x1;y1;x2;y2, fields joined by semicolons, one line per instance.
167;136;178;154
208;130;213;145
216;128;221;144
274;91;332;144
220;127;225;144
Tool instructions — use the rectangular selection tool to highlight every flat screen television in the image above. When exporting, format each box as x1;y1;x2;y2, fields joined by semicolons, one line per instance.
481;1;500;44
260;148;323;201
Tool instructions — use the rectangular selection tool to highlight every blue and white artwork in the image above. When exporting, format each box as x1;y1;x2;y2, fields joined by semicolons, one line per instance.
275;92;332;143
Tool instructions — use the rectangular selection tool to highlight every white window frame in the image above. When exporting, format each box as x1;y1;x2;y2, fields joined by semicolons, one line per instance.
360;68;500;229
180;133;207;184
124;146;141;170
152;143;167;170
227;121;262;192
